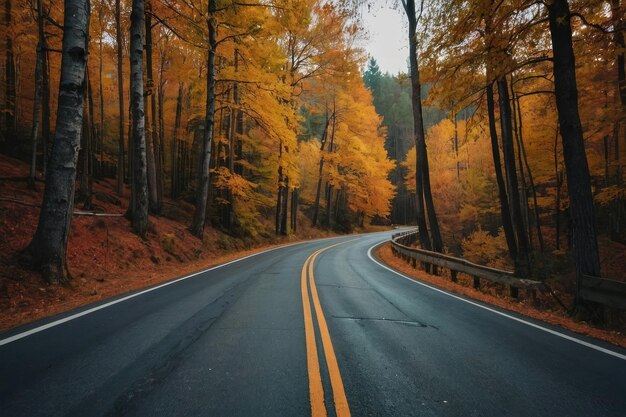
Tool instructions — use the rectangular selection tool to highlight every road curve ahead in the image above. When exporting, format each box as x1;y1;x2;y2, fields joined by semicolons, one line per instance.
1;231;625;416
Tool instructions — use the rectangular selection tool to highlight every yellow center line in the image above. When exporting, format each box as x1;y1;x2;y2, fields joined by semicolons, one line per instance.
301;250;326;417
301;239;356;417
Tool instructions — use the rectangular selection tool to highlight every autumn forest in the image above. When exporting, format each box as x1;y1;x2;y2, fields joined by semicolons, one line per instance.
0;0;625;321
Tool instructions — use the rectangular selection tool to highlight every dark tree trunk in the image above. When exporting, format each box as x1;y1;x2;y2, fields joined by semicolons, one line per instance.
98;5;105;178
487;83;518;260
275;159;284;235
23;0;90;284
281;177;289;235
291;188;298;232
79;66;93;208
511;88;532;251
312;113;332;227
497;77;530;275
129;0;149;238
325;182;333;229
515;92;545;252
171;82;183;199
547;0;601;302
403;0;442;252
115;0;125;195
191;1;217;238
29;44;42;188
4;0;16;142
610;0;625;109
37;0;50;177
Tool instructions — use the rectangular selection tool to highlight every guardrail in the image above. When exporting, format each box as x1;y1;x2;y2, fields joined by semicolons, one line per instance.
390;229;542;299
390;229;626;315
580;275;626;310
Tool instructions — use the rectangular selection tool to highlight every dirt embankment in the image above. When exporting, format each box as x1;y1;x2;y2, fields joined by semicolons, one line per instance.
0;154;387;332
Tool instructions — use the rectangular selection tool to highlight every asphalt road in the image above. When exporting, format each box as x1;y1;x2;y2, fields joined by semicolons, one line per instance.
1;230;625;416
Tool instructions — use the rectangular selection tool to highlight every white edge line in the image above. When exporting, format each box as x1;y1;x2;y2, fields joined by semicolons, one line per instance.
366;243;626;361
0;235;353;347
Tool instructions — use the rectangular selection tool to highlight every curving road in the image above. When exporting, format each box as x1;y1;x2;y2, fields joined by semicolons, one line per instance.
1;231;625;416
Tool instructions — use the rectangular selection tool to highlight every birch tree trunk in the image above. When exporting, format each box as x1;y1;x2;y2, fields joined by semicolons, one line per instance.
23;0;90;284
190;0;217;238
145;2;162;213
129;0;149;238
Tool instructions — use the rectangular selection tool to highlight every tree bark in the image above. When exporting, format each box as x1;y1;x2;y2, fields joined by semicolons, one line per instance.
190;1;217;238
403;0;443;252
487;82;518;261
4;0;16;142
171;82;183;199
29;44;42;188
128;0;149;238
98;5;105;178
145;2;162;214
515;92;545;253
23;0;90;284
610;0;625;109
497;76;530;275
36;0;50;177
547;0;601;303
115;0;125;195
312;112;332;227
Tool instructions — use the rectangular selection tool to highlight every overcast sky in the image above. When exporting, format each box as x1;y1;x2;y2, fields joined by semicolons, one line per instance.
360;4;409;75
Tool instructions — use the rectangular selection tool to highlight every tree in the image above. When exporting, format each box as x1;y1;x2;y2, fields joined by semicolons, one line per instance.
546;0;601;303
115;0;125;195
128;0;149;238
401;0;444;253
190;0;217;238
22;0;90;284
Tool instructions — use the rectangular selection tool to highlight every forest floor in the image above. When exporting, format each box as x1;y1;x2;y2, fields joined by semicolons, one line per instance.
0;154;387;332
375;243;626;349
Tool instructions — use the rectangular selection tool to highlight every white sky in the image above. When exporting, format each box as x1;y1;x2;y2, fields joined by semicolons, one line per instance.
360;4;409;75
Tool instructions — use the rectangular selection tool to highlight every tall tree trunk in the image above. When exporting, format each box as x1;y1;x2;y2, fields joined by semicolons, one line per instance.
171;82;183;199
79;66;93;208
4;0;16;143
115;0;125;195
225;48;239;231
511;86;532;251
29;45;42;188
190;2;217;238
325;182;333;229
291;188;298;232
610;0;625;109
23;0;90;284
128;0;149;238
403;0;443;252
281;177;289;235
547;0;601;304
158;47;166;201
36;0;50;177
497;77;530;275
312;113;331;226
487;82;518;261
98;5;104;178
515;92;545;253
145;2;162;213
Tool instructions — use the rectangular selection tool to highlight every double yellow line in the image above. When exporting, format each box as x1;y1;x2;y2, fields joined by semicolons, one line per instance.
301;241;354;417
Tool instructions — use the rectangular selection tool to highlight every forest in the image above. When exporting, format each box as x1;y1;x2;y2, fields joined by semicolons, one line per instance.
0;0;624;318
